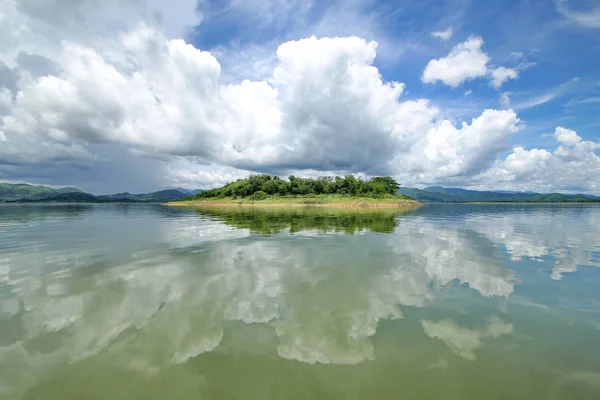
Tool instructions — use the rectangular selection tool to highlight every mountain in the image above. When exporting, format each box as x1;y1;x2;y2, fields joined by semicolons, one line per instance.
397;187;600;203
0;183;82;202
1;183;190;203
30;192;100;203
96;189;190;202
171;188;204;196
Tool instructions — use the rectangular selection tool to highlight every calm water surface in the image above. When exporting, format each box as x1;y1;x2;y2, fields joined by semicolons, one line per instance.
1;204;599;399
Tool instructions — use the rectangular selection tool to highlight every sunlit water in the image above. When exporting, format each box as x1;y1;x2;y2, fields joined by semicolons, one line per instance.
1;204;599;399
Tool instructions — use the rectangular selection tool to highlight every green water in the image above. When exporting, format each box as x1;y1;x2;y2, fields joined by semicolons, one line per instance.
1;204;599;399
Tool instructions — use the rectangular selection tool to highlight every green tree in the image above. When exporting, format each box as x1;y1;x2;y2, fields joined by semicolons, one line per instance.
192;174;403;200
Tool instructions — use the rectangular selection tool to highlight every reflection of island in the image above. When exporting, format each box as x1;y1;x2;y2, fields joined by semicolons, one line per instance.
193;207;417;235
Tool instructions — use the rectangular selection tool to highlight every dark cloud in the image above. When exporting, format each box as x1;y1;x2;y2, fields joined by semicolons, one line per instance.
16;52;60;77
0;145;167;194
0;61;18;93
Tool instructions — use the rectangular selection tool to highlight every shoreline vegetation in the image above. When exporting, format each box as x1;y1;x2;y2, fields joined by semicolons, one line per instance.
167;174;421;209
168;196;420;208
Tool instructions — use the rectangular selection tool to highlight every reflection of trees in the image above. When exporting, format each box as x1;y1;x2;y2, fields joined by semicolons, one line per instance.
193;207;417;235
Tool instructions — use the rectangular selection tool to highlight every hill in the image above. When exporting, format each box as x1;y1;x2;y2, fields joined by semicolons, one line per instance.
96;189;191;202
0;183;191;203
397;187;600;203
0;183;82;202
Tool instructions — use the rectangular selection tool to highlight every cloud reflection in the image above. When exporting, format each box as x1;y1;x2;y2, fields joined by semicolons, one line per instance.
0;205;599;396
421;316;514;360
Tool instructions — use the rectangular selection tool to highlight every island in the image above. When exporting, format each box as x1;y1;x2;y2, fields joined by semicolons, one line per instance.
167;175;421;208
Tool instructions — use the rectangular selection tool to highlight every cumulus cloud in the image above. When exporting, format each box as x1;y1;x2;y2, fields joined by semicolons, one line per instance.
422;36;525;89
164;161;254;190
1;14;523;190
490;67;519;89
422;36;489;87
474;127;600;194
402;109;521;181
430;26;453;40
0;0;593;194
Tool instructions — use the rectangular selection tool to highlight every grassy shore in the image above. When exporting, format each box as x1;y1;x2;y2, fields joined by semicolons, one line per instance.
166;195;420;209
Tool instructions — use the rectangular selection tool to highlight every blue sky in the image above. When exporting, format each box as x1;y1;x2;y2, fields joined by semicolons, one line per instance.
192;0;600;145
0;0;599;194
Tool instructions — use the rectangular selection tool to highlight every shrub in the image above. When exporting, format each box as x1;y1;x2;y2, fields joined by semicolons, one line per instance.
248;191;268;201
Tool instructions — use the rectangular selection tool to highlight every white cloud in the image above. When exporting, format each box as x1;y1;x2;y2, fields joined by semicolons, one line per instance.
0;1;594;194
556;0;600;29
475;127;600;194
511;77;582;110
563;96;600;108
463;89;472;96
430;26;453;40
490;67;519;89
422;36;528;89
1;22;524;190
500;92;511;107
507;52;536;72
516;61;537;71
422;36;489;87
402;109;521;180
164;161;254;190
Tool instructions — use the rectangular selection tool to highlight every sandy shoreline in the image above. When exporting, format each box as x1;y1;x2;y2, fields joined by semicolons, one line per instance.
165;200;421;209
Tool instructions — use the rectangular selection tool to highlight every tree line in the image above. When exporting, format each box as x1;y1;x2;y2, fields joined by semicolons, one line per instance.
191;174;403;200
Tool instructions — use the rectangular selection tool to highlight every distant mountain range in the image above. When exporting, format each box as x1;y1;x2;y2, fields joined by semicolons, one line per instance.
3;182;598;204
397;186;600;203
0;183;195;203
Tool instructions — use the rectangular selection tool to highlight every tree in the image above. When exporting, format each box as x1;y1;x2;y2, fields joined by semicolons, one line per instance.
289;175;300;195
262;179;280;195
369;177;400;195
193;174;403;199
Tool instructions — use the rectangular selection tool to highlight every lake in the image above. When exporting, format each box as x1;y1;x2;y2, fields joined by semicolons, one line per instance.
1;203;599;399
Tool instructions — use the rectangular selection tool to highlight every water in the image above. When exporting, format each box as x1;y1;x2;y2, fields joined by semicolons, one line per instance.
1;204;599;399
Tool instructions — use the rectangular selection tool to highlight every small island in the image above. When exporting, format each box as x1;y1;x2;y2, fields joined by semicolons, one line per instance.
167;174;420;208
